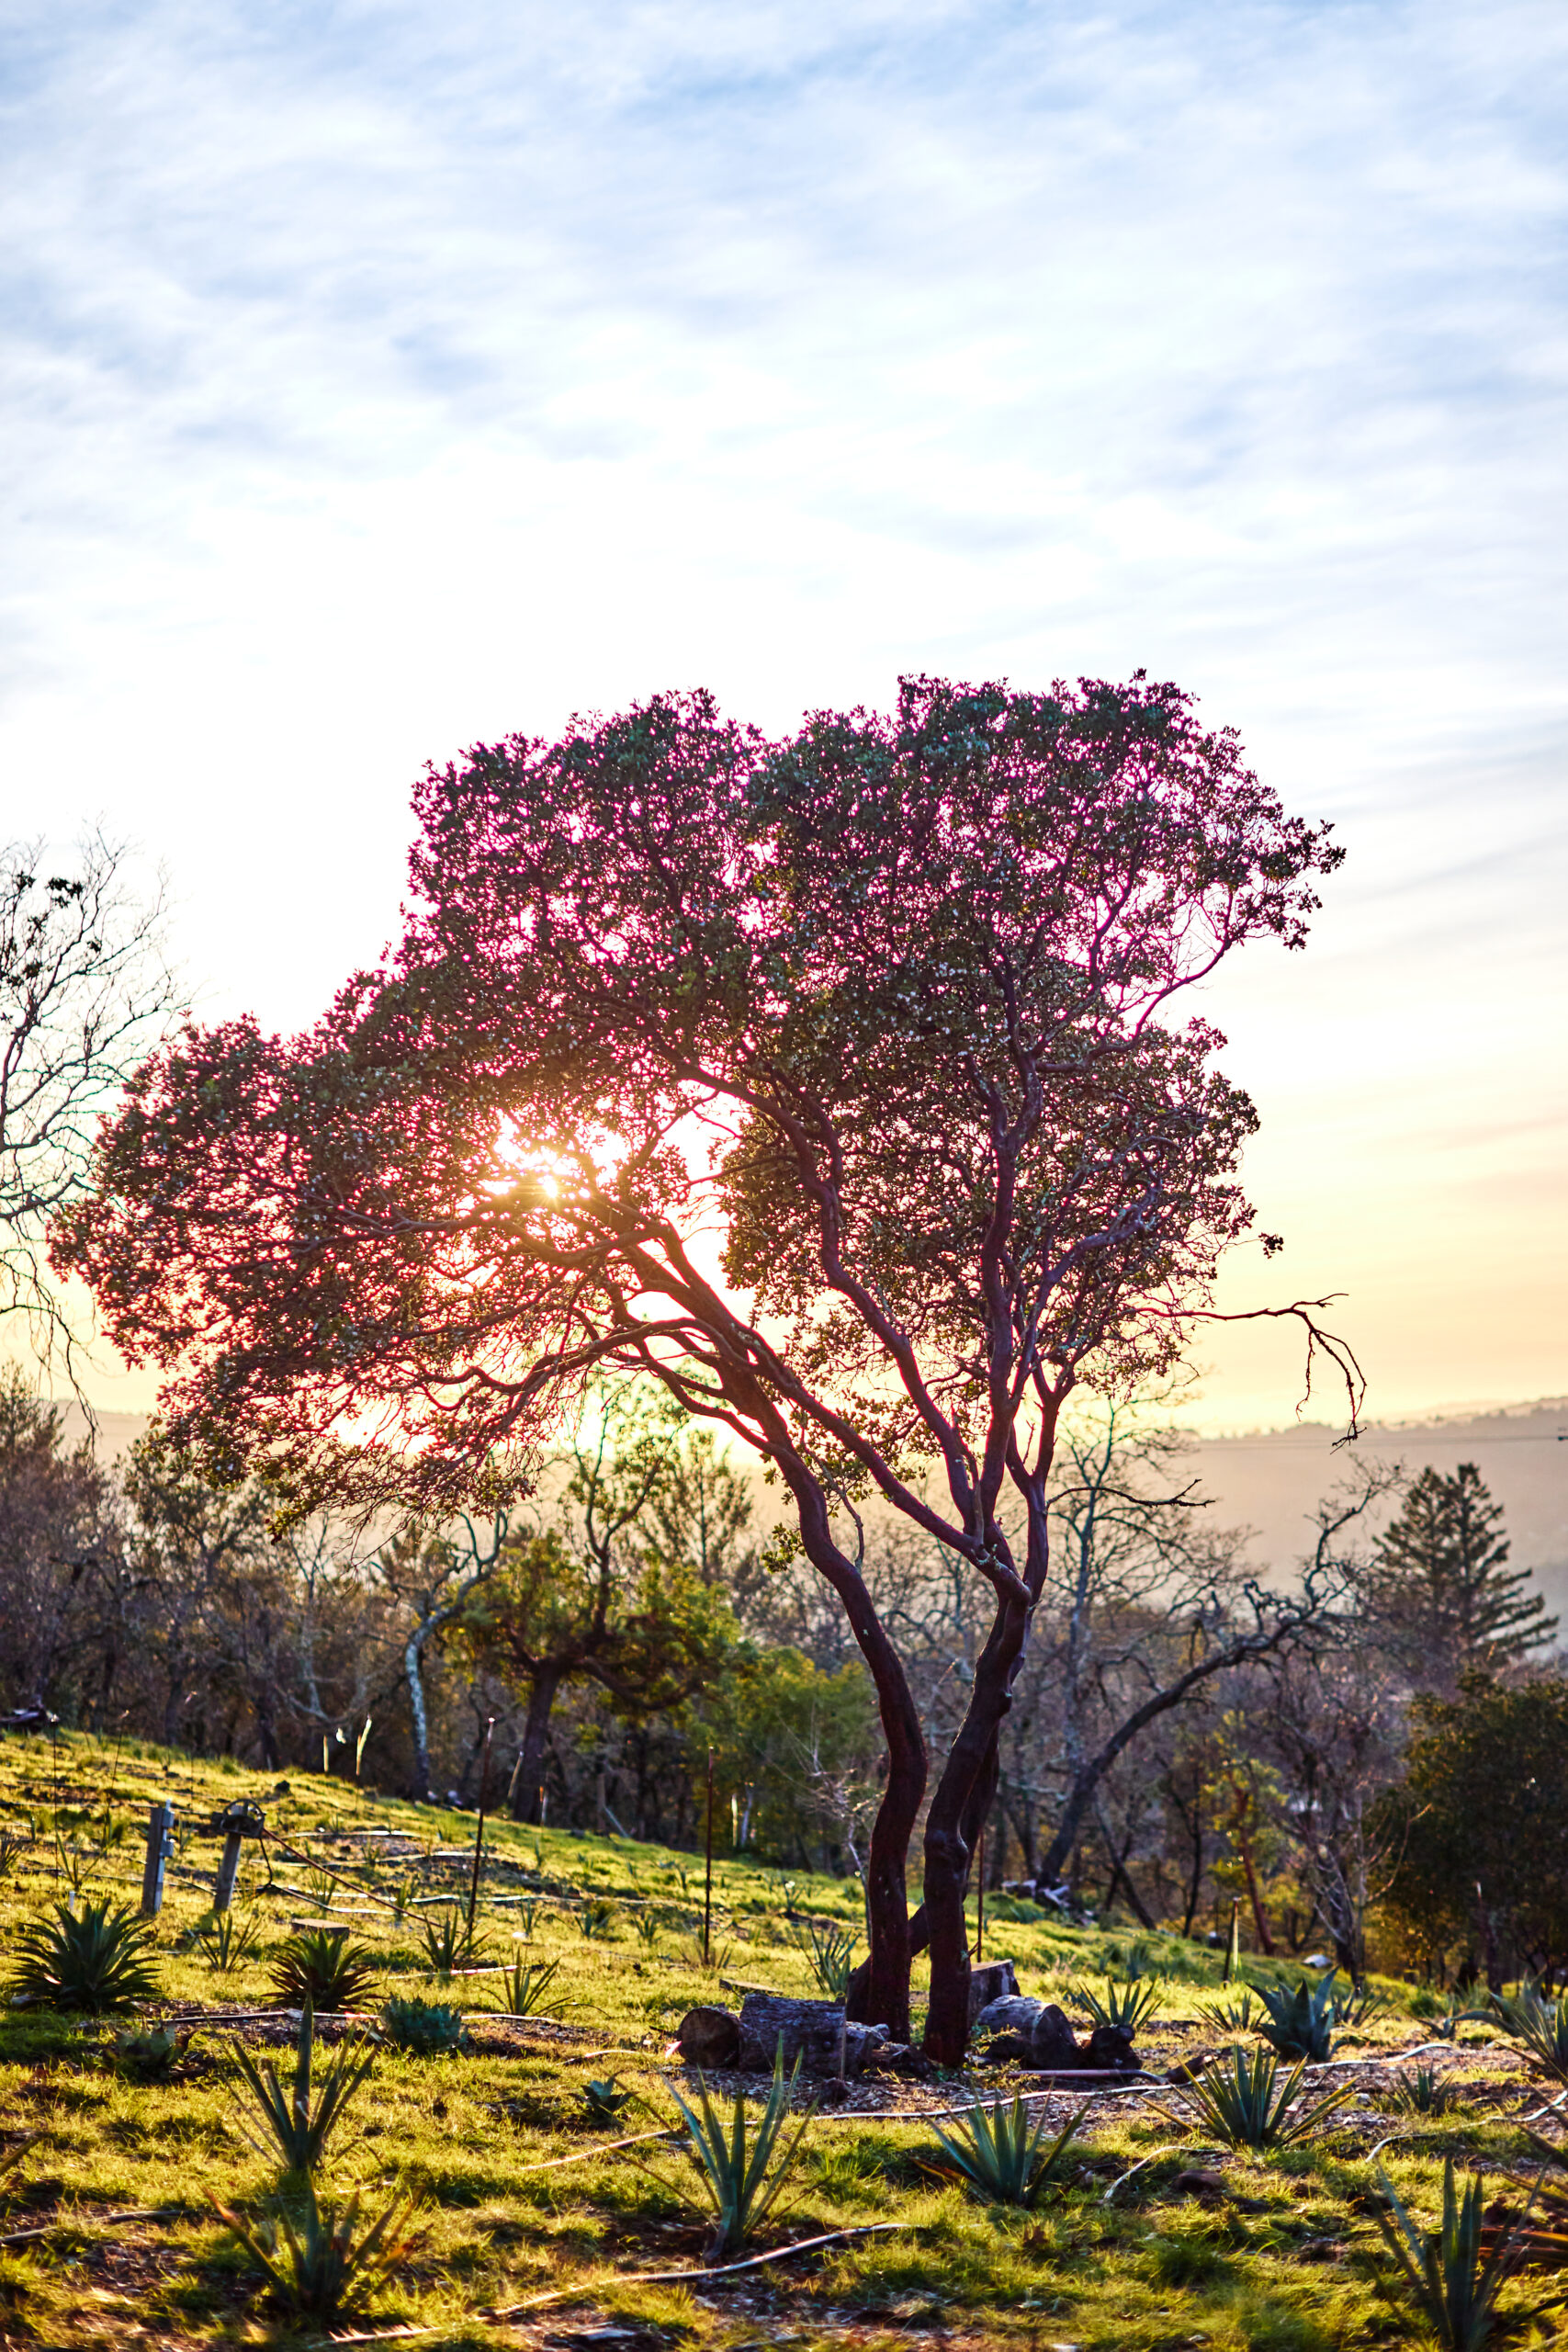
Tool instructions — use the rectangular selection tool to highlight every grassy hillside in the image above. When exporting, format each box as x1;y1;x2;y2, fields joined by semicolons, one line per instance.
0;1729;1554;2347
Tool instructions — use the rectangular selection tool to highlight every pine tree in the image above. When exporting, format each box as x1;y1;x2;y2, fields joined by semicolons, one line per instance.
1362;1463;1557;1685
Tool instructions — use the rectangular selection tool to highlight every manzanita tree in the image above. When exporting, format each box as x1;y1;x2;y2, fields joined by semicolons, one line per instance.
60;673;1353;2057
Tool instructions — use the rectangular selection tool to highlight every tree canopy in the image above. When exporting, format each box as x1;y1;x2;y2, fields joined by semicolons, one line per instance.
60;673;1348;2055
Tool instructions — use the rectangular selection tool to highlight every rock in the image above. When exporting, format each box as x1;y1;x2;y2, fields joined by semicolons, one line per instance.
736;1992;887;2076
974;1995;1045;2041
869;2041;936;2080
971;1995;1083;2068
675;2005;740;2068
1032;2003;1083;2068
966;1960;1020;2026
1083;2020;1139;2073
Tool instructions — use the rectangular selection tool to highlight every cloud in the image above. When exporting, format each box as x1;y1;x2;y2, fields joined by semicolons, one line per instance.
2;0;1564;1419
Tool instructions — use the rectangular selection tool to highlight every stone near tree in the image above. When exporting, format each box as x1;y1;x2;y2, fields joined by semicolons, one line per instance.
737;1992;888;2076
674;2006;740;2068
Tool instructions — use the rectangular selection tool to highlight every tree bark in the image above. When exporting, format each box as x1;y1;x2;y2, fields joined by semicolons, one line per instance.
921;1599;1029;2064
509;1662;565;1823
405;1629;434;1800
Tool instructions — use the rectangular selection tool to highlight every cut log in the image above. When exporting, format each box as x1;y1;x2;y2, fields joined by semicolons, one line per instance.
737;1992;887;2077
674;2006;740;2068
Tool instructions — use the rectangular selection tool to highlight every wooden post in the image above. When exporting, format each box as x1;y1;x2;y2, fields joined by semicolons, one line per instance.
703;1747;715;1965
213;1828;244;1915
141;1801;174;1917
467;1717;495;1935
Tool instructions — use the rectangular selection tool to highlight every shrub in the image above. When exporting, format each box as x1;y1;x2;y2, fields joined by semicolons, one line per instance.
635;2039;817;2258
380;1996;468;2055
497;1956;562;2018
195;1910;259;1973
930;2093;1088;2208
232;2000;375;2173
1068;1973;1162;2033
1254;1973;1344;2063
1373;2156;1538;2350
267;1928;380;2013
1489;1984;1568;2085
6;1897;161;2014
786;1917;859;1998
1160;2046;1354;2151
420;1906;487;1978
582;2075;635;2124
209;2180;422;2321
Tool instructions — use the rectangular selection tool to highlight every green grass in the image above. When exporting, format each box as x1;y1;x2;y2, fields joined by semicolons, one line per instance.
0;1728;1543;2347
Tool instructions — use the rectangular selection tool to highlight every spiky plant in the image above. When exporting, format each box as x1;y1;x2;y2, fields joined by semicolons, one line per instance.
6;1896;162;2014
1389;2062;1461;2117
420;1905;486;1978
1162;2045;1354;2151
633;2039;818;2258
579;1895;616;1940
786;1917;860;1999
1490;1984;1568;2085
930;2093;1089;2208
1203;1988;1258;2032
497;1955;562;2017
1069;1973;1162;2033
635;1909;660;1951
112;2021;196;2078
1373;2157;1539;2350
267;1928;380;2014
196;1909;259;1973
232;2000;375;2173
209;2180;422;2321
583;2075;636;2124
380;1995;468;2054
1253;1972;1344;2063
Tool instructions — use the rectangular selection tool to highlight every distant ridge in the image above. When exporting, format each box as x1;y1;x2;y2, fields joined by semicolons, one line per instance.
1187;1398;1568;1600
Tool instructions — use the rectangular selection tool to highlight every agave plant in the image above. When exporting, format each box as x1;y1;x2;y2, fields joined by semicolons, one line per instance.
196;1909;260;1973
1069;1973;1162;2033
497;1954;562;2017
930;2093;1088;2208
1254;1972;1344;2063
420;1905;486;1978
1489;1984;1568;2085
634;2040;818;2257
1373;2157;1538;2351
267;1927;380;2014
232;2000;376;2173
786;1916;860;1999
1162;2045;1354;2151
583;2074;636;2125
1389;2062;1461;2118
1203;1988;1258;2033
209;2180;423;2321
635;1909;660;1951
113;2021;197;2078
6;1896;162;2014
678;1929;735;1975
579;1895;616;1940
380;1995;468;2054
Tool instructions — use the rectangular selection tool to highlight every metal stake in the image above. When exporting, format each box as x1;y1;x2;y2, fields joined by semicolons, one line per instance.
703;1747;715;1964
467;1717;495;1935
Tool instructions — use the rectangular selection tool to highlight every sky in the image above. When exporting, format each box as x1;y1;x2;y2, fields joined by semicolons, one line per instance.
4;0;1565;1431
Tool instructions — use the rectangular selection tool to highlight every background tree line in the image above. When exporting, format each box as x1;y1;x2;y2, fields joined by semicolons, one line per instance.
4;1358;1560;1990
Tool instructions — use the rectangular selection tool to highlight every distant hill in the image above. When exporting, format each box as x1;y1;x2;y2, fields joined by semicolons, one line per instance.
1188;1397;1568;1605
51;1393;1568;1611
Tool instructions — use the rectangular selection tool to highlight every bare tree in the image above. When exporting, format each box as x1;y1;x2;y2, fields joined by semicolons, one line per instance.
3;833;177;1378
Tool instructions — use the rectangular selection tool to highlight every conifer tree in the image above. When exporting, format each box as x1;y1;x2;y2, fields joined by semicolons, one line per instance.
1362;1463;1556;1684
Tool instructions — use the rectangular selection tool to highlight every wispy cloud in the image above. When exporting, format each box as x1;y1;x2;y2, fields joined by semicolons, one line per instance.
3;0;1564;1419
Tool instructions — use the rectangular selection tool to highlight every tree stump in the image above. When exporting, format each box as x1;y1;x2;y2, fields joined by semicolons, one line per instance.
737;1993;887;2076
966;1959;1019;2026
